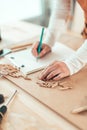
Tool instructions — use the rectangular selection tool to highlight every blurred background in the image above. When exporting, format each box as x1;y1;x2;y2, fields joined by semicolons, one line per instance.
0;0;85;34
0;0;51;27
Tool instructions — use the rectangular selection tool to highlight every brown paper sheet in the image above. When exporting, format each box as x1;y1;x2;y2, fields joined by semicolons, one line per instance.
5;65;87;130
0;83;62;130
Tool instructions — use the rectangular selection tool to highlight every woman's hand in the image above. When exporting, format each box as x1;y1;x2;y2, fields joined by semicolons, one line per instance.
32;41;51;58
39;61;70;81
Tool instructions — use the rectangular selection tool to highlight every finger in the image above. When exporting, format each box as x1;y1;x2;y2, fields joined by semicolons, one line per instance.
39;49;47;58
32;42;39;57
40;64;57;80
53;73;65;81
46;70;61;80
39;47;51;58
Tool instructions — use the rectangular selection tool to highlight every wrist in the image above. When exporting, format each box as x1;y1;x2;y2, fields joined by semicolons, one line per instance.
64;55;86;75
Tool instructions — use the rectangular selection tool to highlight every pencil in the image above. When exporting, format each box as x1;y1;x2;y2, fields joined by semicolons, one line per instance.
37;27;44;57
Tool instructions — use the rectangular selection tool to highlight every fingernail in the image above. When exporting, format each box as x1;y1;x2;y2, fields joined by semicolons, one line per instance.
53;76;60;80
46;76;51;80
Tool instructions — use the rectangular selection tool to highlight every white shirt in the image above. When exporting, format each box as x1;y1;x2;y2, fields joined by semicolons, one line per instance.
44;0;87;75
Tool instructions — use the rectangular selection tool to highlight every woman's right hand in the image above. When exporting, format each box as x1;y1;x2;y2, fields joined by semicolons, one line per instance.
32;41;51;58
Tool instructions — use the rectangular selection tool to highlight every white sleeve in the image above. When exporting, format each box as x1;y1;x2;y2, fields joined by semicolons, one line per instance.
64;40;87;75
44;0;71;47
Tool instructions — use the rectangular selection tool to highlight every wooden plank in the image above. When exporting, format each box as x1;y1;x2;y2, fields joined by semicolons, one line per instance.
5;65;87;130
0;79;66;130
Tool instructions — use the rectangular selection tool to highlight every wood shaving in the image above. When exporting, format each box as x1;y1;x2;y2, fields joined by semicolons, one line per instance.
36;79;72;90
0;64;31;80
72;96;87;114
58;81;72;90
36;80;58;88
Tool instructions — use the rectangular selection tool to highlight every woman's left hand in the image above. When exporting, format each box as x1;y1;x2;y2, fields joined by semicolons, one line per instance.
39;61;70;81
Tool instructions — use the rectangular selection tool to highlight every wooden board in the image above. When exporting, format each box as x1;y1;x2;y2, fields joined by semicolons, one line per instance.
0;80;63;130
5;65;87;130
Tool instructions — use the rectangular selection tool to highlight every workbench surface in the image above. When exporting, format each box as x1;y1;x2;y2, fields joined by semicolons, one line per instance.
0;21;87;130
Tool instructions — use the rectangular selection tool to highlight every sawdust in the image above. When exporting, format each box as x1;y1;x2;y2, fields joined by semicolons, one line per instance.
36;78;73;90
0;64;31;80
58;81;72;90
36;80;59;88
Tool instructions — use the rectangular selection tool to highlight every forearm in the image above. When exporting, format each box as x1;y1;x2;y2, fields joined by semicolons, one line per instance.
64;40;87;75
44;0;71;47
